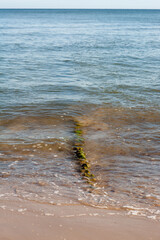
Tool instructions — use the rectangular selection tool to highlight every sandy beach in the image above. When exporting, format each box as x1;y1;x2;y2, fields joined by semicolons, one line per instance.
0;200;160;240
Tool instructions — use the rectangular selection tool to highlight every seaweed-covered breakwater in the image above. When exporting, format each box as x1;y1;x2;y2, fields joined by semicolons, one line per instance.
73;120;96;185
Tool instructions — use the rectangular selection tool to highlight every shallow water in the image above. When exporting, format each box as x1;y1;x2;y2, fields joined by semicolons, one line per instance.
0;9;160;220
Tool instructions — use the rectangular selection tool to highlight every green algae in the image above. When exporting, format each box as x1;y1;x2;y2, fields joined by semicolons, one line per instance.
74;146;86;159
73;120;96;184
75;129;83;136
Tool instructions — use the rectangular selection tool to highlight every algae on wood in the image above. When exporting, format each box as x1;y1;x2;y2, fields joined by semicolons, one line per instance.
73;120;96;184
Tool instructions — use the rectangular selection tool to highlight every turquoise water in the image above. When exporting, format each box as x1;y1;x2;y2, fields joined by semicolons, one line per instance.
0;10;160;219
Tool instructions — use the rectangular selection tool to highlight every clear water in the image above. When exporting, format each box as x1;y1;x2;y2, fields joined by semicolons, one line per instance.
0;9;160;220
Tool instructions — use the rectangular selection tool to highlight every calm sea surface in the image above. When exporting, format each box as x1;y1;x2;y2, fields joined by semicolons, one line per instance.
0;9;160;219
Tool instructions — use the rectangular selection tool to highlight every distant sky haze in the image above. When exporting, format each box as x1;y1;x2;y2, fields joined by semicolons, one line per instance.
0;0;160;9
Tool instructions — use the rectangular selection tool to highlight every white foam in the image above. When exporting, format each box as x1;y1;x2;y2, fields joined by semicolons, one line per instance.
0;206;6;209
18;208;27;212
127;210;140;216
61;215;74;218
45;213;55;216
123;205;144;210
155;210;160;214
54;190;59;194
148;215;156;220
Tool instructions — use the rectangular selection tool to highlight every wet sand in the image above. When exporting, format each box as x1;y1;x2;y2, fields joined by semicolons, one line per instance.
0;201;160;240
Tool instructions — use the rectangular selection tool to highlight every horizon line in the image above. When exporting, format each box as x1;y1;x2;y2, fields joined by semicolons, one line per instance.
0;8;160;10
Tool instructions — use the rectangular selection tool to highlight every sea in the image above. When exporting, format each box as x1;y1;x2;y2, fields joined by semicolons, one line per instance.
0;9;160;220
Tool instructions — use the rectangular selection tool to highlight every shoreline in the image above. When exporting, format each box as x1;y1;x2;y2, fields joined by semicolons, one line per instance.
0;201;160;240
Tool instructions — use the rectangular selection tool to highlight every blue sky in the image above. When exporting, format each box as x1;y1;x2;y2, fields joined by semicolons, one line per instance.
0;0;160;9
